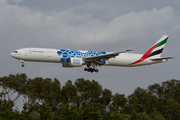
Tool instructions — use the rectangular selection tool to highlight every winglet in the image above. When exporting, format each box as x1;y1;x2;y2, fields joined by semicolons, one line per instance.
126;49;133;52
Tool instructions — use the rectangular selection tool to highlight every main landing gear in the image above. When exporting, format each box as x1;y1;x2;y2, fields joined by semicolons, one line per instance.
20;60;25;67
84;65;99;73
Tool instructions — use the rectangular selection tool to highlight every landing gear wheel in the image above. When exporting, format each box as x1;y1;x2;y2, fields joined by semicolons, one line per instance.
84;65;99;73
20;60;25;68
89;68;93;73
21;64;25;67
95;69;99;72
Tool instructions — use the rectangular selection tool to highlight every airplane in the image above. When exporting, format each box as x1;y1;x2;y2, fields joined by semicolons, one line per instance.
11;35;173;73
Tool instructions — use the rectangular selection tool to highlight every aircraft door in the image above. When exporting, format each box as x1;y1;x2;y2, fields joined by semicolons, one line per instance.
25;50;28;56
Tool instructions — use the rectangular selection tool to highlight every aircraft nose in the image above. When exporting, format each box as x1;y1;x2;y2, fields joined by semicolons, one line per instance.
11;50;19;57
10;52;14;57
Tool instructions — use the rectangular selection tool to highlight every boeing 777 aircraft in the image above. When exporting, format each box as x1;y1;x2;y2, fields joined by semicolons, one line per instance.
11;35;173;73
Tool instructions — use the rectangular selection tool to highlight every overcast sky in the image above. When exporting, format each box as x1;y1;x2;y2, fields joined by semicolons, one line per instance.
1;0;180;100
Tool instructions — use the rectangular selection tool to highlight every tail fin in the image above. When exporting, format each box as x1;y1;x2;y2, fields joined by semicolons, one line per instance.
147;35;169;58
130;35;169;65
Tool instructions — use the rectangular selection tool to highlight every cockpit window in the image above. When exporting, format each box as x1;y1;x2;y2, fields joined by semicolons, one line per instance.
13;51;18;53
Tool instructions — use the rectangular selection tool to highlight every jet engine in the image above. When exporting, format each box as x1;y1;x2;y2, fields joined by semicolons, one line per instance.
70;58;83;67
62;58;83;67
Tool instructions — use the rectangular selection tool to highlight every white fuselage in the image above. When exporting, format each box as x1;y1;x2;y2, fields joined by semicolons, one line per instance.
10;48;165;67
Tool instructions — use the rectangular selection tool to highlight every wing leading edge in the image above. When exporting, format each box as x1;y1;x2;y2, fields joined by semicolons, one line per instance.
83;49;133;65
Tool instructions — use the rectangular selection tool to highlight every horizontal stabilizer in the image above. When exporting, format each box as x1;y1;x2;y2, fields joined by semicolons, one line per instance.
150;57;174;61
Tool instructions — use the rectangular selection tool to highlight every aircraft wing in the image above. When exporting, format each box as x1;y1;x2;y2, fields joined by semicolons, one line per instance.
83;50;132;64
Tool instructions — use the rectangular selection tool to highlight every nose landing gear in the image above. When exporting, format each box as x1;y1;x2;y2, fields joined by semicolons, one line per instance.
21;64;25;67
20;60;25;67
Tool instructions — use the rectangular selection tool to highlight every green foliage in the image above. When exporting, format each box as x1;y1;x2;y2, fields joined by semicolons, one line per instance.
110;93;127;113
150;111;165;120
148;79;180;102
61;80;77;104
75;78;102;104
0;74;180;119
99;88;112;107
38;103;54;120
124;87;158;114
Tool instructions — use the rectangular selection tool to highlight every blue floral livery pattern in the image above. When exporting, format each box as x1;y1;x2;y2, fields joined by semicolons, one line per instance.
57;49;107;63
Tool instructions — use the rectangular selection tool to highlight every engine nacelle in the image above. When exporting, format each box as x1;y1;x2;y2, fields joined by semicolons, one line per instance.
62;58;83;67
70;58;83;67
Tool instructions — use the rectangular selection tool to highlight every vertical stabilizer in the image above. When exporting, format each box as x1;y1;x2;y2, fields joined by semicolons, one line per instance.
130;35;169;65
148;35;169;58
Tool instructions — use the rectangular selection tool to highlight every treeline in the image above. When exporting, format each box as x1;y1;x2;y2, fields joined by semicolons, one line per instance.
0;74;180;120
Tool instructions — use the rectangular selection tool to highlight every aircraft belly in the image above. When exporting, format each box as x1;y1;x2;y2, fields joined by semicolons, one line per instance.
107;57;134;67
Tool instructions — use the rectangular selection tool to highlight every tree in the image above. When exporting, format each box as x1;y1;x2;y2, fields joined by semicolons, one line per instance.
161;99;180;120
125;87;158;114
110;93;127;113
148;79;180;103
0;74;180;119
75;78;102;106
0;74;28;111
99;88;112;107
61;80;78;105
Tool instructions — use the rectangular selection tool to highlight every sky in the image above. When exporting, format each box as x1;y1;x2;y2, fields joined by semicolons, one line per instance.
0;0;180;101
